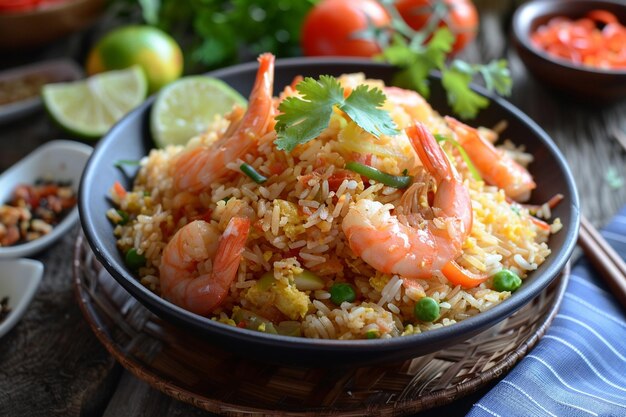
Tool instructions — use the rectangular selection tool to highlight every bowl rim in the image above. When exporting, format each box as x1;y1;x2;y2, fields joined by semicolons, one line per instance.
512;0;626;76
79;57;580;355
0;140;92;259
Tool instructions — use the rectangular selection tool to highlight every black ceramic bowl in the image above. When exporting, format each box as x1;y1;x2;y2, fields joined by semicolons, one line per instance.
512;0;626;101
79;58;580;367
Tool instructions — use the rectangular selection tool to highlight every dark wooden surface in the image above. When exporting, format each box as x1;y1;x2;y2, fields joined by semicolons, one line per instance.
1;1;625;416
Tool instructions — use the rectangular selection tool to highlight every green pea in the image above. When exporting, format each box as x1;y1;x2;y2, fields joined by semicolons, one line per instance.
329;283;356;305
125;248;146;271
365;330;379;339
493;269;522;292
116;210;129;225
414;297;440;322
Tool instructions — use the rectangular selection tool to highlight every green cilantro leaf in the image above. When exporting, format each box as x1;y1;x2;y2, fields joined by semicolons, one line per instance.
419;27;454;71
342;84;398;137
441;67;489;119
371;0;514;120
377;34;413;66
479;59;513;96
275;76;398;152
605;166;624;189
275;76;344;151
382;27;454;98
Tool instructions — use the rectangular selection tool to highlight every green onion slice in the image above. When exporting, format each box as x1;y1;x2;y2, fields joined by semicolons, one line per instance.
434;134;482;182
345;162;412;189
240;163;267;184
114;159;141;168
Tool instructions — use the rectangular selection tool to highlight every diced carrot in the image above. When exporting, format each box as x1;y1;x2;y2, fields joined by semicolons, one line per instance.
441;261;490;289
113;181;127;199
530;216;551;232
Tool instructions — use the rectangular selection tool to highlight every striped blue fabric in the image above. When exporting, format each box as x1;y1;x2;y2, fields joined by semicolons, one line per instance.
468;207;626;417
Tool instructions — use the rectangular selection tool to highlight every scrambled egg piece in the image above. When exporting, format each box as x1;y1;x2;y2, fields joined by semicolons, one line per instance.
274;199;305;239
369;273;391;293
244;277;310;320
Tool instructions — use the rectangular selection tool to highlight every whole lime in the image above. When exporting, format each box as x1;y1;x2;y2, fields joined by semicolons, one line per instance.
86;25;183;93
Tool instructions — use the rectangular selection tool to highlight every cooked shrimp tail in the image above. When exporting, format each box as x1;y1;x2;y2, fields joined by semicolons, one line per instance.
160;217;250;316
173;53;275;192
445;116;536;202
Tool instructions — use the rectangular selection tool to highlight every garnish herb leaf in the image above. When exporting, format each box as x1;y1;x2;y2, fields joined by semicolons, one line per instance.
275;76;344;152
605;166;624;189
479;59;513;96
131;0;317;70
441;67;490;120
420;27;455;71
379;28;454;98
275;75;398;152
342;84;398;137
375;33;413;66
370;2;513;119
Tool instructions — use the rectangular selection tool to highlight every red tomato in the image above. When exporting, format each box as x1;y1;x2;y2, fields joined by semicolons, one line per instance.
395;0;479;54
301;0;391;57
0;0;66;13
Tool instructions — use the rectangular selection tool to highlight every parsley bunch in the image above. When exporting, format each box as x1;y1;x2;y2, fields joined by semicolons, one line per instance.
275;76;398;151
369;0;512;119
132;0;317;70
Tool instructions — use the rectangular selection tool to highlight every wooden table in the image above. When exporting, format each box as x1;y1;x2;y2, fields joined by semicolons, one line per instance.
1;1;625;416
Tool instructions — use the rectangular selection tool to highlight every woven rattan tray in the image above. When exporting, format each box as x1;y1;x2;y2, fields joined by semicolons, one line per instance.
73;234;570;416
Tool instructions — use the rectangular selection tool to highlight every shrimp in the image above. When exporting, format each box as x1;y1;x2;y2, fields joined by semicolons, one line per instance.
445;116;536;202
159;217;250;316
383;86;434;126
173;53;275;192
341;123;472;279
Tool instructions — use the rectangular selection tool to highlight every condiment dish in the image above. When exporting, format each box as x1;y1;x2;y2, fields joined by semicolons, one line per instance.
0;140;92;259
0;258;43;338
0;59;83;124
512;0;626;101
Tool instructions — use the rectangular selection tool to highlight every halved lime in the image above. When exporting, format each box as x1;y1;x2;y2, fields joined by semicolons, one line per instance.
42;66;147;139
150;76;247;148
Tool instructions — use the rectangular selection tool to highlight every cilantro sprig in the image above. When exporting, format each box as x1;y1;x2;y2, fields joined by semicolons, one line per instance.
275;75;398;152
367;0;513;119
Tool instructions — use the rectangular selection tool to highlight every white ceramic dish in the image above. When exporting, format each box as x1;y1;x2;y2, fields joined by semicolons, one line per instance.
0;140;93;259
0;258;43;338
0;59;83;125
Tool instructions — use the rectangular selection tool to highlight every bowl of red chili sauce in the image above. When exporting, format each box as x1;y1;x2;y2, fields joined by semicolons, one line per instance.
512;0;626;101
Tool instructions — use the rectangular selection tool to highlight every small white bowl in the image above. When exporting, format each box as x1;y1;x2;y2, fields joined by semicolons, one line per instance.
0;140;93;259
0;258;43;338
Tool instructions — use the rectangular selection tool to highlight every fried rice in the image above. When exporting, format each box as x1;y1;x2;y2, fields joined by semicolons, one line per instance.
106;72;561;340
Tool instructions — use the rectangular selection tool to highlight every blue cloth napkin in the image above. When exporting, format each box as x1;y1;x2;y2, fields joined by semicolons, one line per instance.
468;206;626;417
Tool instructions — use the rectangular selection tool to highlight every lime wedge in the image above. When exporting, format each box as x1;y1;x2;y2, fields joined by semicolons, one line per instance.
42;66;147;139
150;76;247;148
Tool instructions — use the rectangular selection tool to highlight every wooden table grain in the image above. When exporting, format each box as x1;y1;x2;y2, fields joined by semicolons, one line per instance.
1;1;625;416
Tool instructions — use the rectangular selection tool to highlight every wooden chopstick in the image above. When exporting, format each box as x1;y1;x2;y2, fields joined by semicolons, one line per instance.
578;215;626;310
